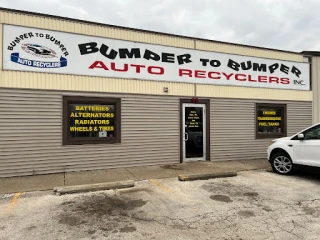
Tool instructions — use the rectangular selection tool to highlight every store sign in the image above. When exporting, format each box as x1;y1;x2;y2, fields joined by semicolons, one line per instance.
256;105;285;135
257;110;282;129
3;24;310;90
69;104;115;138
187;110;200;128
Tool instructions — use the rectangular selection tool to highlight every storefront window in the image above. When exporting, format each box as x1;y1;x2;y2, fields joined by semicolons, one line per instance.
256;103;287;139
63;96;121;145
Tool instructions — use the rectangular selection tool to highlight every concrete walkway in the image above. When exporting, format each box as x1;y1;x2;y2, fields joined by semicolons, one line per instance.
0;159;270;194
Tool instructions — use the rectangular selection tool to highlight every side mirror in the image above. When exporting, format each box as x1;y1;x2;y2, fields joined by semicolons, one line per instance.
298;133;304;140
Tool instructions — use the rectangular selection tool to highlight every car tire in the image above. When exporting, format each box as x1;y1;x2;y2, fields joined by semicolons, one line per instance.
271;152;294;175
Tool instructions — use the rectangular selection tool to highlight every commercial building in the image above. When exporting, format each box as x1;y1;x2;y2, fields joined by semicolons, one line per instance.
0;8;315;178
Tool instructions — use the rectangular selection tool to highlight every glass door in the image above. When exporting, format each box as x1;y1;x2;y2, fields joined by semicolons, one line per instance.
182;103;206;162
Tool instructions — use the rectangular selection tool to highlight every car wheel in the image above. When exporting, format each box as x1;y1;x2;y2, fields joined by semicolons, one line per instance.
271;152;294;175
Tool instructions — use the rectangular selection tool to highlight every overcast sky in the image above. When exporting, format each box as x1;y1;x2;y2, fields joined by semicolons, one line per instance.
1;0;319;52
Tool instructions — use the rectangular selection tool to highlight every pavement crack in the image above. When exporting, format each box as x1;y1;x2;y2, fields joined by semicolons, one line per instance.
124;168;139;180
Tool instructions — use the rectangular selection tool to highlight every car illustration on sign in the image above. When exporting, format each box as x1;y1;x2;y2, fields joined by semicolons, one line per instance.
21;44;57;58
27;44;51;55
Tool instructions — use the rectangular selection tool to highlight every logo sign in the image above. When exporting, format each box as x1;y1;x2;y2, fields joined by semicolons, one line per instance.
2;25;310;91
5;27;68;69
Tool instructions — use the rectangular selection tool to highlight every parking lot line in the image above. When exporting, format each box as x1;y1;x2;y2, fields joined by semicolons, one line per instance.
6;192;21;214
150;179;171;193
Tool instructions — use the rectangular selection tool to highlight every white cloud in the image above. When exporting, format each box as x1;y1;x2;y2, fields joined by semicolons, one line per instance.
1;0;320;52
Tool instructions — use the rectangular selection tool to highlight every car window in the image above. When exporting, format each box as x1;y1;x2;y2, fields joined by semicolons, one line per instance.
304;125;320;140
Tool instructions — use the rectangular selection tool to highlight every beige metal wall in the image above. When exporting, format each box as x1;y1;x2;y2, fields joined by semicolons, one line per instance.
0;87;313;177
0;88;180;177
0;10;312;102
210;99;312;161
196;85;312;101
0;71;312;101
312;57;320;124
196;40;303;62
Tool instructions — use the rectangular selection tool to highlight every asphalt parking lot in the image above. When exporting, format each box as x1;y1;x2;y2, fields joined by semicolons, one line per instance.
1;170;320;240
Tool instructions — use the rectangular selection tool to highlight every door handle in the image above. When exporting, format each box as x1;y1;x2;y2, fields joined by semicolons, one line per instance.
184;133;189;141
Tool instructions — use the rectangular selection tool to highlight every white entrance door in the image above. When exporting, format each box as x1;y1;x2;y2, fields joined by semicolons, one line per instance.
182;103;206;162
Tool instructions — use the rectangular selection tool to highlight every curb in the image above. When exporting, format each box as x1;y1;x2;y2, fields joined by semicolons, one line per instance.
53;180;135;195
178;172;237;181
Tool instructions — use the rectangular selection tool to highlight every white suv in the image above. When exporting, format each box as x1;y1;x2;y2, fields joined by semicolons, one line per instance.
267;123;320;175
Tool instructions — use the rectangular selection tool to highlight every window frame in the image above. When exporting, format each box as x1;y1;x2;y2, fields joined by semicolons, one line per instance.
255;103;287;139
62;96;121;145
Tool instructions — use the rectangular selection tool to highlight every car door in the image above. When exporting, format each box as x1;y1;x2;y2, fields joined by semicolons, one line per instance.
293;124;320;167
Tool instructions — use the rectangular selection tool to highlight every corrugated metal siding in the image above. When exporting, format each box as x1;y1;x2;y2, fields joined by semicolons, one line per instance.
0;88;180;177
312;57;320;124
0;13;194;49
0;88;313;177
197;84;312;101
196;40;303;62
0;71;313;101
210;98;312;161
0;71;195;97
287;101;313;135
0;23;2;69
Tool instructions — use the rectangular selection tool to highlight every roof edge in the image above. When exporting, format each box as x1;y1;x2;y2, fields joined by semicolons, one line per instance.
301;51;320;56
0;7;303;55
